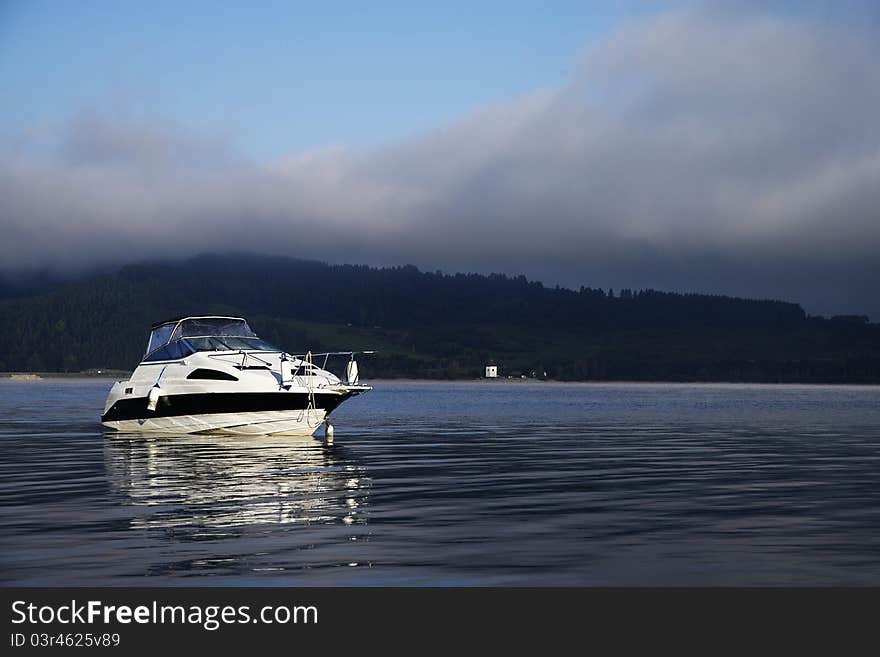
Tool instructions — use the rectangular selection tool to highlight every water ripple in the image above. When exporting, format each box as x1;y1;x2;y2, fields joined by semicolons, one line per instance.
1;379;880;585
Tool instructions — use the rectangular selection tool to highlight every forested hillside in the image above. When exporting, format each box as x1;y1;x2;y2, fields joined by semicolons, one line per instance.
1;254;878;382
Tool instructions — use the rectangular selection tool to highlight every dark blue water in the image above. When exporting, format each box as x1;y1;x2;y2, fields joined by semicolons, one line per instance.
1;379;880;585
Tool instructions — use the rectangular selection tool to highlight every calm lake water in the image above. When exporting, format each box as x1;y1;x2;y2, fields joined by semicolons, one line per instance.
1;378;880;586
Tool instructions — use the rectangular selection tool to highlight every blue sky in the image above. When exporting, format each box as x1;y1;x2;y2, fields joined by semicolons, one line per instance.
1;1;649;159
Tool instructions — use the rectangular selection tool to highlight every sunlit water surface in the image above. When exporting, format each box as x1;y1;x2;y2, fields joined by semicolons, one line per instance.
2;379;880;585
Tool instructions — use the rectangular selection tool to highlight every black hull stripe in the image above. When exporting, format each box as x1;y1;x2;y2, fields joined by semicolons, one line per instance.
101;391;351;423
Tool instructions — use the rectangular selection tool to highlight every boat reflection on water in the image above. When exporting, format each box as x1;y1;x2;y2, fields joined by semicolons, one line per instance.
103;433;370;533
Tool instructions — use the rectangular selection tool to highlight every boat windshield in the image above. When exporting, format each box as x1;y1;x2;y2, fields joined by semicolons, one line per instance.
142;336;281;362
144;317;278;360
170;318;257;341
184;336;279;352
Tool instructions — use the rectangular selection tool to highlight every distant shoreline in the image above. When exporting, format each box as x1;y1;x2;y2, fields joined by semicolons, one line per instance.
2;371;877;386
1;371;130;380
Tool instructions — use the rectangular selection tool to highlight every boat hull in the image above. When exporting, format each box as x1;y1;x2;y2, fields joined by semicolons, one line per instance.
101;390;354;436
103;408;329;436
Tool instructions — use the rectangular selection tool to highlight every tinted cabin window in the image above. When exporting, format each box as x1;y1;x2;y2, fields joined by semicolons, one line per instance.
186;368;239;381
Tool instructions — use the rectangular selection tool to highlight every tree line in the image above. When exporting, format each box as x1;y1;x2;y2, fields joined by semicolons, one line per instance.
0;253;878;382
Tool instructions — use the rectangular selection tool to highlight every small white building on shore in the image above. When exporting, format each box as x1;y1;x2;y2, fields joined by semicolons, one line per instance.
485;365;498;378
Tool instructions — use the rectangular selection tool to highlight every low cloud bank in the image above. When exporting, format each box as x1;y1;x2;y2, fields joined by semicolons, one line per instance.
2;6;879;317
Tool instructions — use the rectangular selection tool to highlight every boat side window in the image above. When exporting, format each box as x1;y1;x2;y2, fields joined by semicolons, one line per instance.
143;346;173;362
143;340;194;362
146;324;175;353
186;368;239;381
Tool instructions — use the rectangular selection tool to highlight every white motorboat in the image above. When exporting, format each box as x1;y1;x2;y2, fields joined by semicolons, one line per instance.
101;316;371;436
